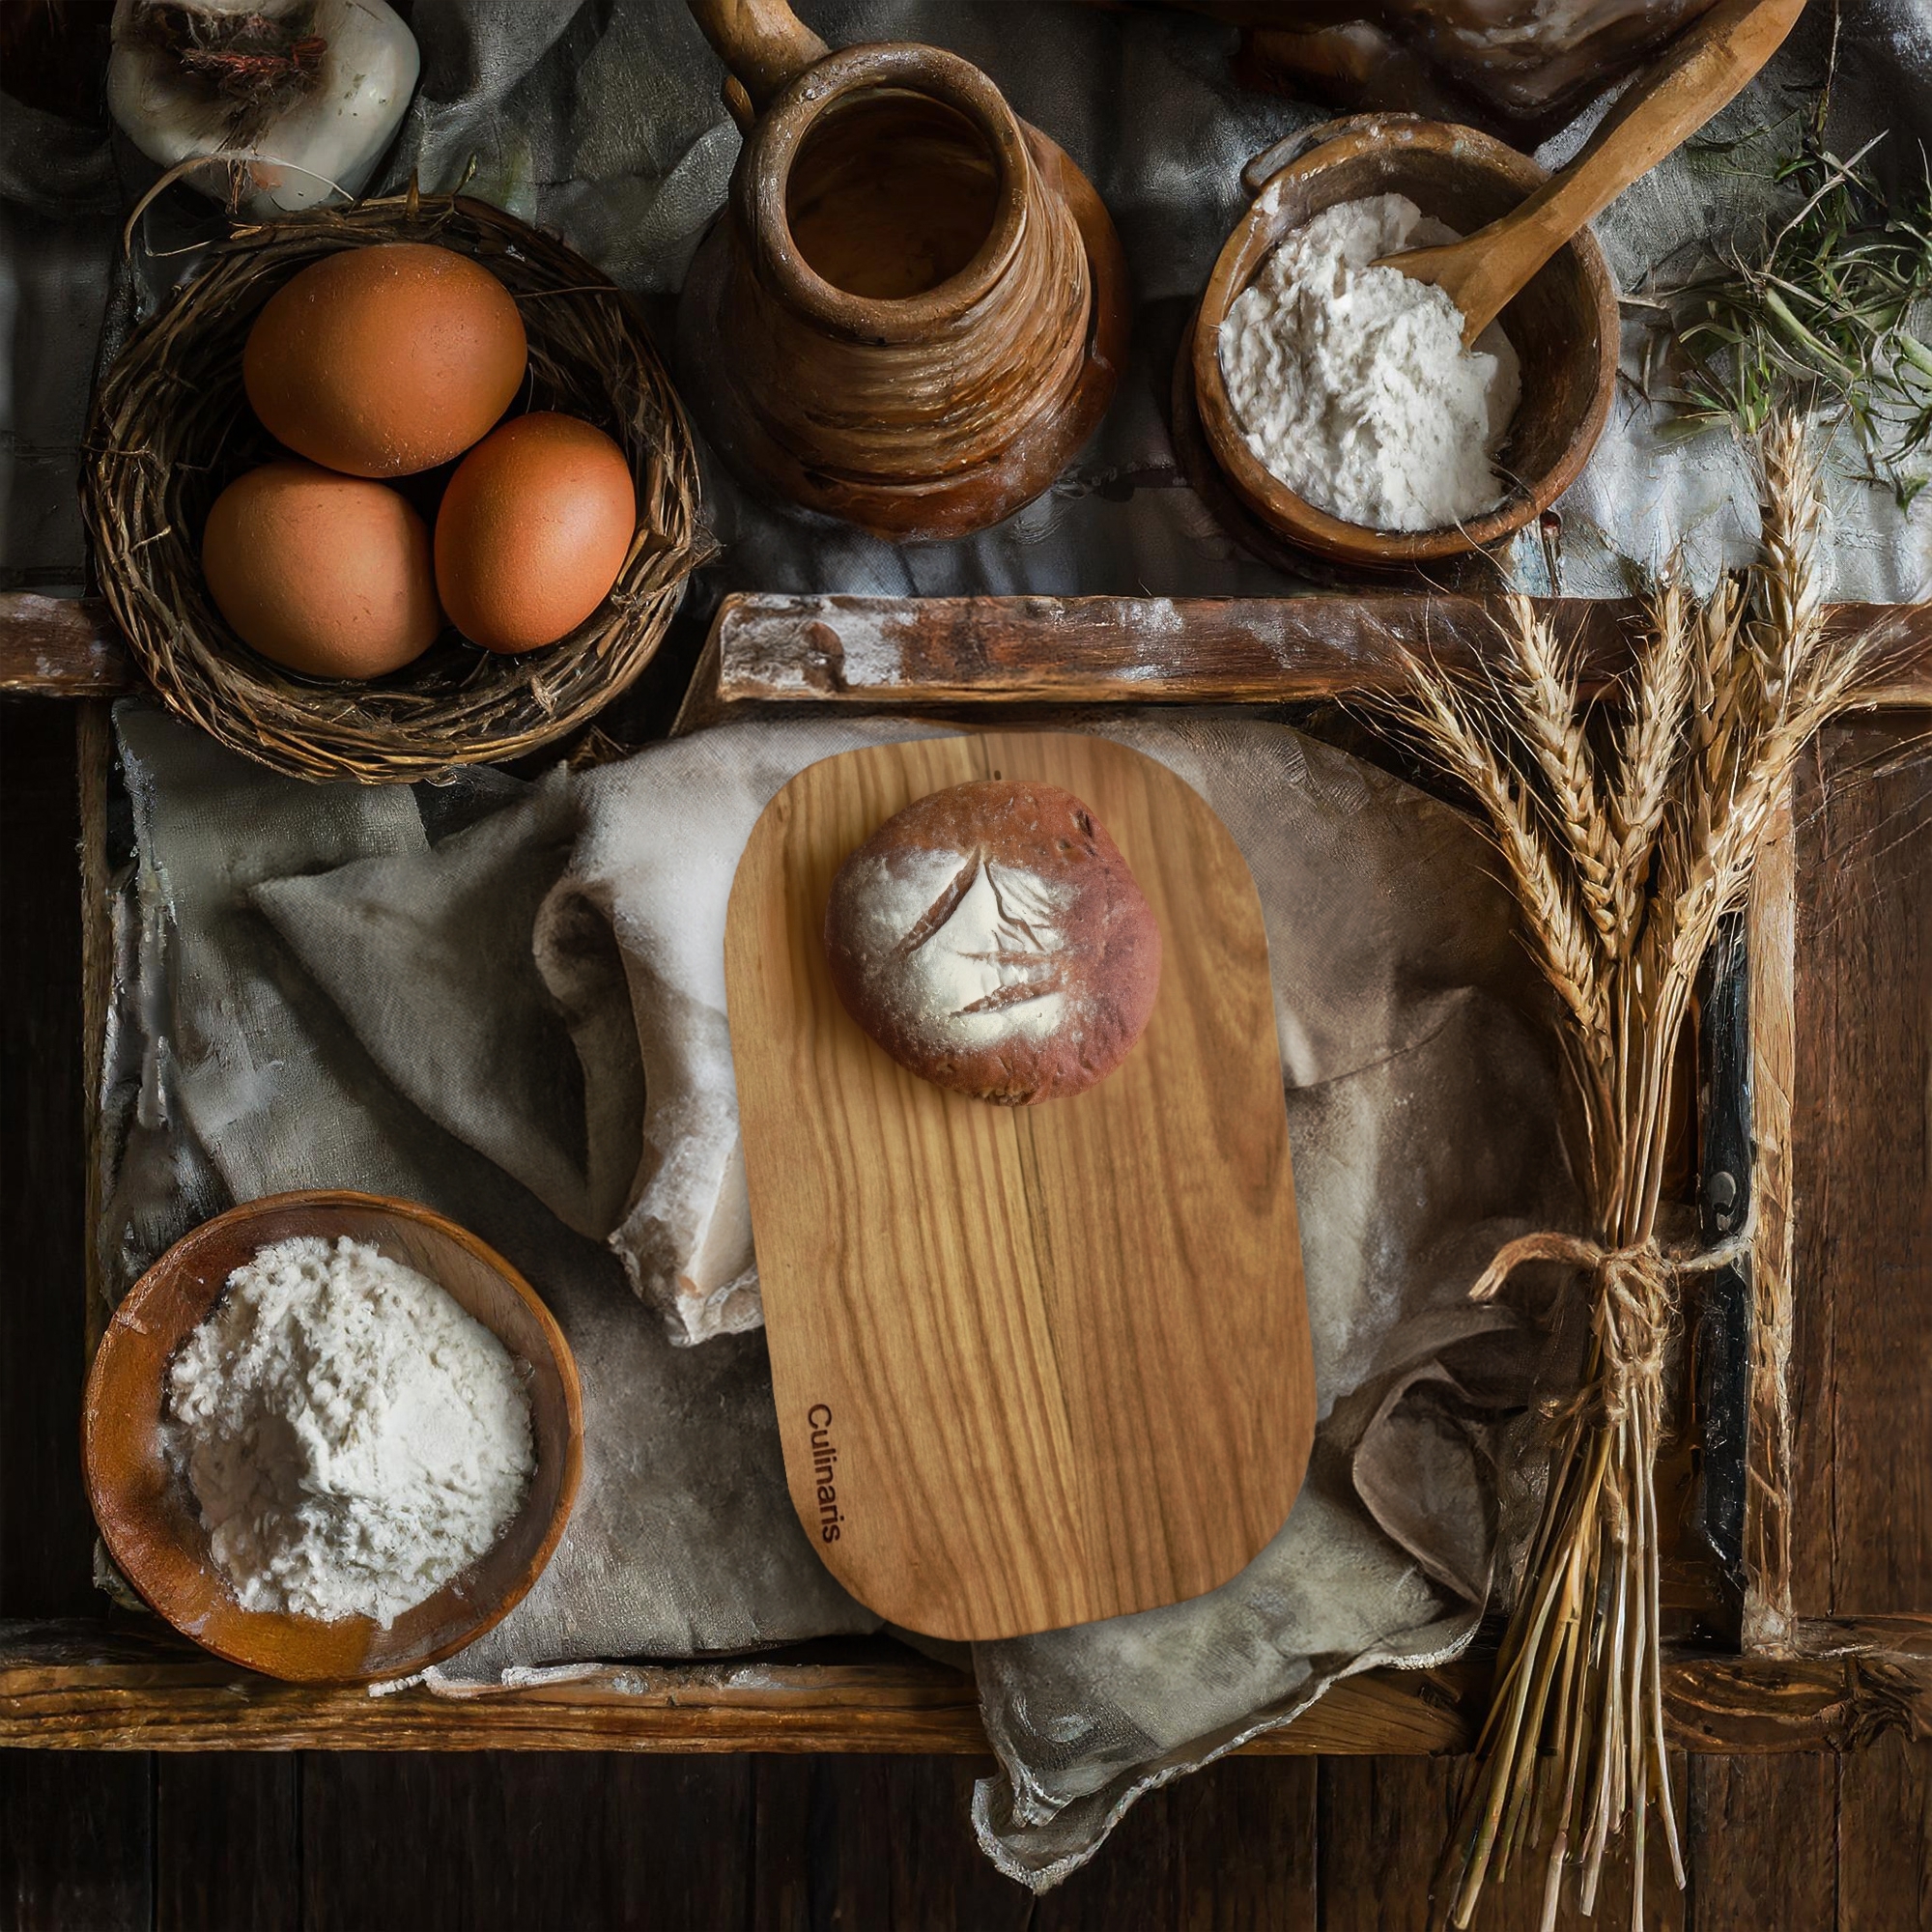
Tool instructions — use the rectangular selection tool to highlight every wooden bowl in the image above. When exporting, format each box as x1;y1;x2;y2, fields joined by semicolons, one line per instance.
1189;115;1619;576
81;1192;582;1684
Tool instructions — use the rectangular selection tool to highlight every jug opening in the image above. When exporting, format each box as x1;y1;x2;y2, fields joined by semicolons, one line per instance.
783;89;1002;302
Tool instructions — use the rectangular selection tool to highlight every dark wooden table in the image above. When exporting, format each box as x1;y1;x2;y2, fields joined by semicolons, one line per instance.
4;689;1930;1928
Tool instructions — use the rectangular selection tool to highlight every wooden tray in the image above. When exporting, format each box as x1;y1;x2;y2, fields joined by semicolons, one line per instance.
728;732;1312;1640
4;587;1931;1757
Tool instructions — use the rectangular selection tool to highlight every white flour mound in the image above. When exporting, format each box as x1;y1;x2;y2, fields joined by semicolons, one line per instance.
167;1234;534;1628
1218;192;1521;533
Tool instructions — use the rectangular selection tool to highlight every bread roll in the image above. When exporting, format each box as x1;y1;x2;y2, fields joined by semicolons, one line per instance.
823;780;1161;1105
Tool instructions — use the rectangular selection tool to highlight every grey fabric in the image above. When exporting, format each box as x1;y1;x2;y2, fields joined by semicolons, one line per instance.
380;0;1932;602
106;705;878;1662
258;716;946;1343
11;2;1930;600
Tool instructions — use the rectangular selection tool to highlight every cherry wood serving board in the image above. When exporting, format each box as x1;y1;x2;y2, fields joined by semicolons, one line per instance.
724;730;1314;1641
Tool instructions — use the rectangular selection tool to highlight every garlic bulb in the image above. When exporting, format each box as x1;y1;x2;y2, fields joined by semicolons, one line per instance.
108;0;419;219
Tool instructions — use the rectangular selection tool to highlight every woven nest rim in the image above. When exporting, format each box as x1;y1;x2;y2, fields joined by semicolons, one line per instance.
82;188;709;784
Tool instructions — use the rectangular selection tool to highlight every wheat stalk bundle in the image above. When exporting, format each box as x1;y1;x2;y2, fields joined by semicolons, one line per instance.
1396;418;1868;1930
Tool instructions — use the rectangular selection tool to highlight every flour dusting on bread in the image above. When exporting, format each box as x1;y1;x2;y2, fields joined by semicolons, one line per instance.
846;845;1073;1043
824;780;1160;1105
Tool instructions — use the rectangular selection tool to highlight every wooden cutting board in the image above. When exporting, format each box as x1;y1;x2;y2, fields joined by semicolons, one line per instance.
725;731;1314;1641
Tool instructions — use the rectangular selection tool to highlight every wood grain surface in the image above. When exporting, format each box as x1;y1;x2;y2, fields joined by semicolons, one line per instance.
5;1745;1918;1931
1744;793;1798;1650
688;592;1932;720
1792;721;1932;1621
0;594;130;696
21;589;1932;711
4;1618;1930;1754
727;732;1312;1640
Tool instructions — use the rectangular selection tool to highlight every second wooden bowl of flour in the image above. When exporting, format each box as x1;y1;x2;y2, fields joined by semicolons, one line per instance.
1188;115;1618;575
81;1191;582;1684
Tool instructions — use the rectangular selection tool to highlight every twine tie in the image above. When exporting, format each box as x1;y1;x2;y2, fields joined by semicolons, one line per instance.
1467;1218;1757;1430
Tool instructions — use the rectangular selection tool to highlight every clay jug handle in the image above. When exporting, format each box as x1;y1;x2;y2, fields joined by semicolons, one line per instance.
688;0;829;125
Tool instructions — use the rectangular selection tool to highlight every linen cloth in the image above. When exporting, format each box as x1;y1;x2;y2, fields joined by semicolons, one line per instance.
103;699;1574;1876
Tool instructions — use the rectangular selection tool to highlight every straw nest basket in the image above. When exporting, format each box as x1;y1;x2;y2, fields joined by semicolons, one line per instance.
82;186;707;783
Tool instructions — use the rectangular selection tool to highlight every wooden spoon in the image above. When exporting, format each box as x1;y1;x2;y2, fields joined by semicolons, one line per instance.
1379;0;1805;345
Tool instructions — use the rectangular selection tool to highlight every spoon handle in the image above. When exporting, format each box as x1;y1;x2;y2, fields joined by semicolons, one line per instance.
1459;0;1805;339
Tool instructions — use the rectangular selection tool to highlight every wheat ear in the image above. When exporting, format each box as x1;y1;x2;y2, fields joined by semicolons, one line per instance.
1503;594;1620;948
1607;578;1694;952
1426;416;1870;1932
1398;661;1613;1119
1750;413;1826;723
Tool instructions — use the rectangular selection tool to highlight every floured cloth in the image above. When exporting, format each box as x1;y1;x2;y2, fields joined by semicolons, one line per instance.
102;700;1577;1867
103;706;881;1662
380;0;1932;604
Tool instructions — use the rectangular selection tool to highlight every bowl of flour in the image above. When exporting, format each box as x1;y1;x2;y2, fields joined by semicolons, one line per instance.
82;1191;582;1682
1188;115;1618;573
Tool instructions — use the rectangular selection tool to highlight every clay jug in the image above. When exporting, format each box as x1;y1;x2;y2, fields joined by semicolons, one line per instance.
678;0;1128;541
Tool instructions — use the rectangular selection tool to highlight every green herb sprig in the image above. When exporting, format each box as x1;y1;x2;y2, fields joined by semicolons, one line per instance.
1653;52;1932;507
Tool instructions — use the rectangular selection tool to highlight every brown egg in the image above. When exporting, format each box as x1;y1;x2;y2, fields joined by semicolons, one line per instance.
435;412;637;653
202;461;443;679
242;242;527;477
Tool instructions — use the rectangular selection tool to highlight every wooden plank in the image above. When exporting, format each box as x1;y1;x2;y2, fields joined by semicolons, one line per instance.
78;702;114;1361
0;703;101;1616
698;594;1932;716
1686;1754;1836;1931
1662;1650;1932;1752
1788;737;1840;1629
301;1753;753;1931
0;595;130;696
0;1749;152;1931
1836;1736;1932;1930
1795;1615;1932;1659
1316;1754;1688;1929
2;1623;1927;1754
1165;1756;1320;1932
1033;1756;1319;1932
0;1645;993;1754
156;1755;300;1932
728;734;1311;1641
0;1628;1471;1755
751;1756;1035;1930
1790;723;1932;1618
1743;792;1798;1653
15;588;1929;712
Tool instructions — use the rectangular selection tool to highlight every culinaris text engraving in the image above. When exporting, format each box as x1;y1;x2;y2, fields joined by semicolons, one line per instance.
808;1404;843;1543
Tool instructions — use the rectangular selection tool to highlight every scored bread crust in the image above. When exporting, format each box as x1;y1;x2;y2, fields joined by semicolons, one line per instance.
823;780;1162;1105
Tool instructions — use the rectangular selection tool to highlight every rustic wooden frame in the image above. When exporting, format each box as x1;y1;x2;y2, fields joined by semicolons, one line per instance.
4;587;1930;1755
